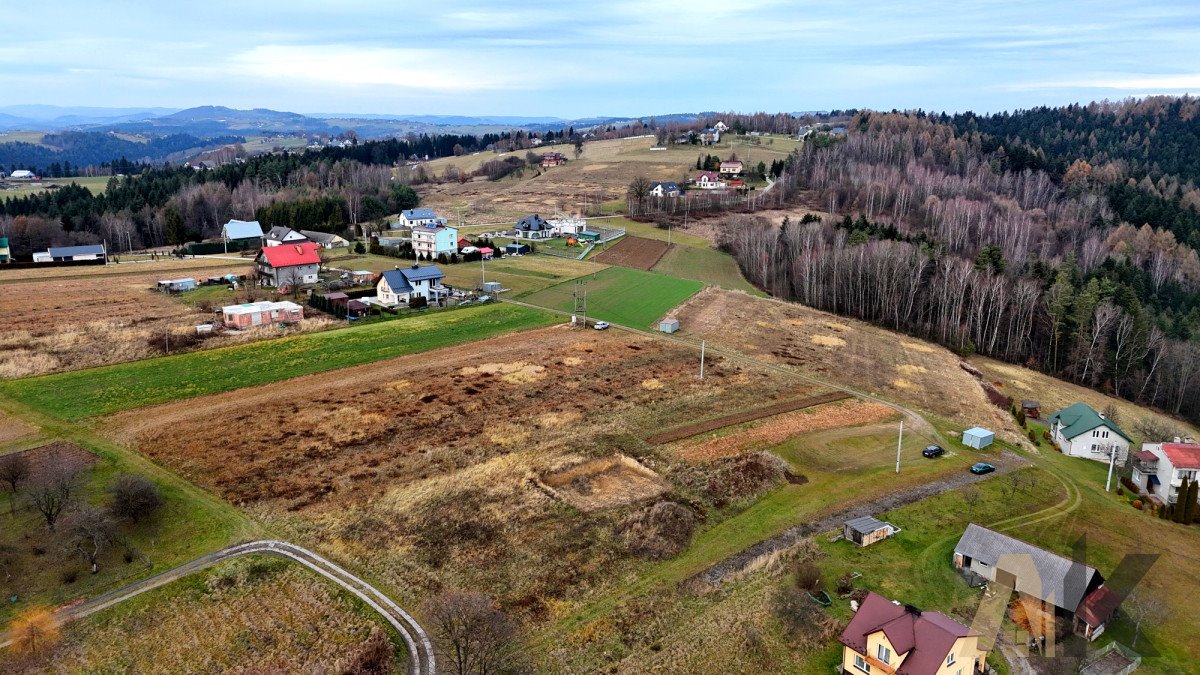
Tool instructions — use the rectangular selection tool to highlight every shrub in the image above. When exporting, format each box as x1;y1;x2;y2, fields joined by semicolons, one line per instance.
1117;486;1124;496
354;241;366;254
619;501;696;559
1132;499;1143;510
1016;409;1027;427
409;296;428;309
1028;429;1038;444
836;573;854;595
109;474;165;523
792;560;822;592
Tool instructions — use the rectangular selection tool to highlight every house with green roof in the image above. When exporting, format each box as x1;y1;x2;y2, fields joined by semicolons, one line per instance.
0;236;10;263
1047;402;1132;464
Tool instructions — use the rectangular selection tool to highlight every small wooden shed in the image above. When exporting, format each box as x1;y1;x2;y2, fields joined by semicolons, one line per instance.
843;516;899;547
1021;399;1041;419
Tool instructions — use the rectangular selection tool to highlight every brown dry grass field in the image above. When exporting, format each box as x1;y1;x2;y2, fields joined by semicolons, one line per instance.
6;557;397;674
99;324;836;620
0;256;247;282
592;235;671;271
673;287;1022;443
415;135;799;225
539;455;671;511
0;267;335;378
971;355;1200;443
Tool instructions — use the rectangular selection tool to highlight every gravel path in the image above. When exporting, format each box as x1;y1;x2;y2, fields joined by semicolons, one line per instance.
0;540;436;675
690;450;1027;588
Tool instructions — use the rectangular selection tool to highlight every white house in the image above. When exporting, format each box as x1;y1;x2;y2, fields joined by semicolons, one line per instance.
549;215;587;236
9;170;37;180
699;128;720;144
264;226;309;247
513;214;555;240
649;181;681;198
1046;402;1132;465
395;208;443;229
375;265;447;305
693;172;725;189
1132;441;1200;506
713;121;729;133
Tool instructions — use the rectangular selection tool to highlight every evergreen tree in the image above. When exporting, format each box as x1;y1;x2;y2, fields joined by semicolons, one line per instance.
1175;477;1190;523
1187;478;1200;524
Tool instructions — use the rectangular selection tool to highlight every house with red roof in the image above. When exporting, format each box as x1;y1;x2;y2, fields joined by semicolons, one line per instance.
1136;440;1200;506
838;592;988;675
255;242;322;288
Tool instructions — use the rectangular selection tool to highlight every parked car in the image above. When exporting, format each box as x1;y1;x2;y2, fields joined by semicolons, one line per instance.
593;321;610;330
969;462;996;475
922;445;945;458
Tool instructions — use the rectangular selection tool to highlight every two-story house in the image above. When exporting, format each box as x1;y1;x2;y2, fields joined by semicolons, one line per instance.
1134;441;1200;506
264;226;309;247
375;265;447;305
411;223;458;259
699;128;720;144
395;208;444;229
513;214;555;240
649;181;682;198
541;152;567;167
1046;402;1132;465
839;592;988;675
256;242;321;287
693;172;726;189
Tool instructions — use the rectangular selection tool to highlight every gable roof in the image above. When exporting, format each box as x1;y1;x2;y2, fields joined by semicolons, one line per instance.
954;523;1100;611
222;219;263;240
401;208;438;221
47;244;105;257
299;230;346;244
695;171;720;181
651;181;680;192
1076;586;1121;628
845;515;893;535
720;160;743;167
378;265;446;293
259;242;321;267
1047;403;1131;443
266;226;307;242
516;214;551;231
839;592;974;675
1160;442;1200;470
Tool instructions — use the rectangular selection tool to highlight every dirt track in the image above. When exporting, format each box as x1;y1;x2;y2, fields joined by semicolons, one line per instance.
646;391;850;444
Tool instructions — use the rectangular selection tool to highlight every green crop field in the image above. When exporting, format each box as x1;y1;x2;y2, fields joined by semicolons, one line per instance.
652;244;764;294
518;265;703;328
0;175;111;198
0;303;557;420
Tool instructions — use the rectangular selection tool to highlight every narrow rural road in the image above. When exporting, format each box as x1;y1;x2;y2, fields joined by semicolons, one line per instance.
0;540;436;675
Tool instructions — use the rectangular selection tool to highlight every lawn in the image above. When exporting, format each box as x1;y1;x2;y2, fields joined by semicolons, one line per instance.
518;265;704;328
0;303;558;420
0;175;111;198
652;244;764;294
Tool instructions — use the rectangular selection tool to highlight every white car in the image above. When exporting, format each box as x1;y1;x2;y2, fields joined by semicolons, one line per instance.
593;321;610;330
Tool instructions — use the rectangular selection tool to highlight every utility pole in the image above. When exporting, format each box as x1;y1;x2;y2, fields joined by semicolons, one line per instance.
699;340;706;380
1105;445;1117;492
895;419;904;474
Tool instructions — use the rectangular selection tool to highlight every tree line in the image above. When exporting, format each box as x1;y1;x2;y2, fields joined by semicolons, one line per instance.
720;108;1200;426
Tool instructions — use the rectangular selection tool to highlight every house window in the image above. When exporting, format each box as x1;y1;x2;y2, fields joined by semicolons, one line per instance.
853;654;870;673
877;645;891;664
947;652;956;666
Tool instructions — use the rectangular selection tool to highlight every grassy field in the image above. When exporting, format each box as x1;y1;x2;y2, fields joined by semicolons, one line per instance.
653;243;763;294
0;303;558;420
4;556;404;673
518;265;704;327
0;175;111;198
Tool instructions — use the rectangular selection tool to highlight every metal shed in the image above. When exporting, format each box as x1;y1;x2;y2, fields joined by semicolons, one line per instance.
659;318;680;334
157;278;196;293
482;281;502;293
962;427;995;449
843;516;899;547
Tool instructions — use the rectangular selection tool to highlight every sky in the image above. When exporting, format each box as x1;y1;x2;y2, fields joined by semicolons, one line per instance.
5;0;1200;118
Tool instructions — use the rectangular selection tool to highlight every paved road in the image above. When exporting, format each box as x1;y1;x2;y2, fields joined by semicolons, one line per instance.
0;540;436;675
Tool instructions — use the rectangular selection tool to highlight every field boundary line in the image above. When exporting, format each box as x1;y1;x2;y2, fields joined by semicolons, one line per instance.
0;540;436;675
646;391;852;445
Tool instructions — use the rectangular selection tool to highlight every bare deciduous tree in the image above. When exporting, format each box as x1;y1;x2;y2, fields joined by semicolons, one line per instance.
27;463;79;532
1124;588;1167;649
60;506;117;574
0;452;30;514
109;474;165;523
421;591;521;675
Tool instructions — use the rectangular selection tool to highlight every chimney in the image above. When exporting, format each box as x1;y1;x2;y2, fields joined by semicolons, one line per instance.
904;604;923;616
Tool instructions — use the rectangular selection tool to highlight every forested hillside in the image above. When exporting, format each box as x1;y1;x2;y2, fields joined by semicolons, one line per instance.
0;132;244;175
723;104;1200;426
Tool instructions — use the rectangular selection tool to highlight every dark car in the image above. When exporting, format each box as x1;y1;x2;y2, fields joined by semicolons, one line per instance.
969;462;996;475
922;445;945;458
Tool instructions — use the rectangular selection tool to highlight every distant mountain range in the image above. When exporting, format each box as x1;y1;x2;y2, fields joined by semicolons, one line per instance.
0;104;707;138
